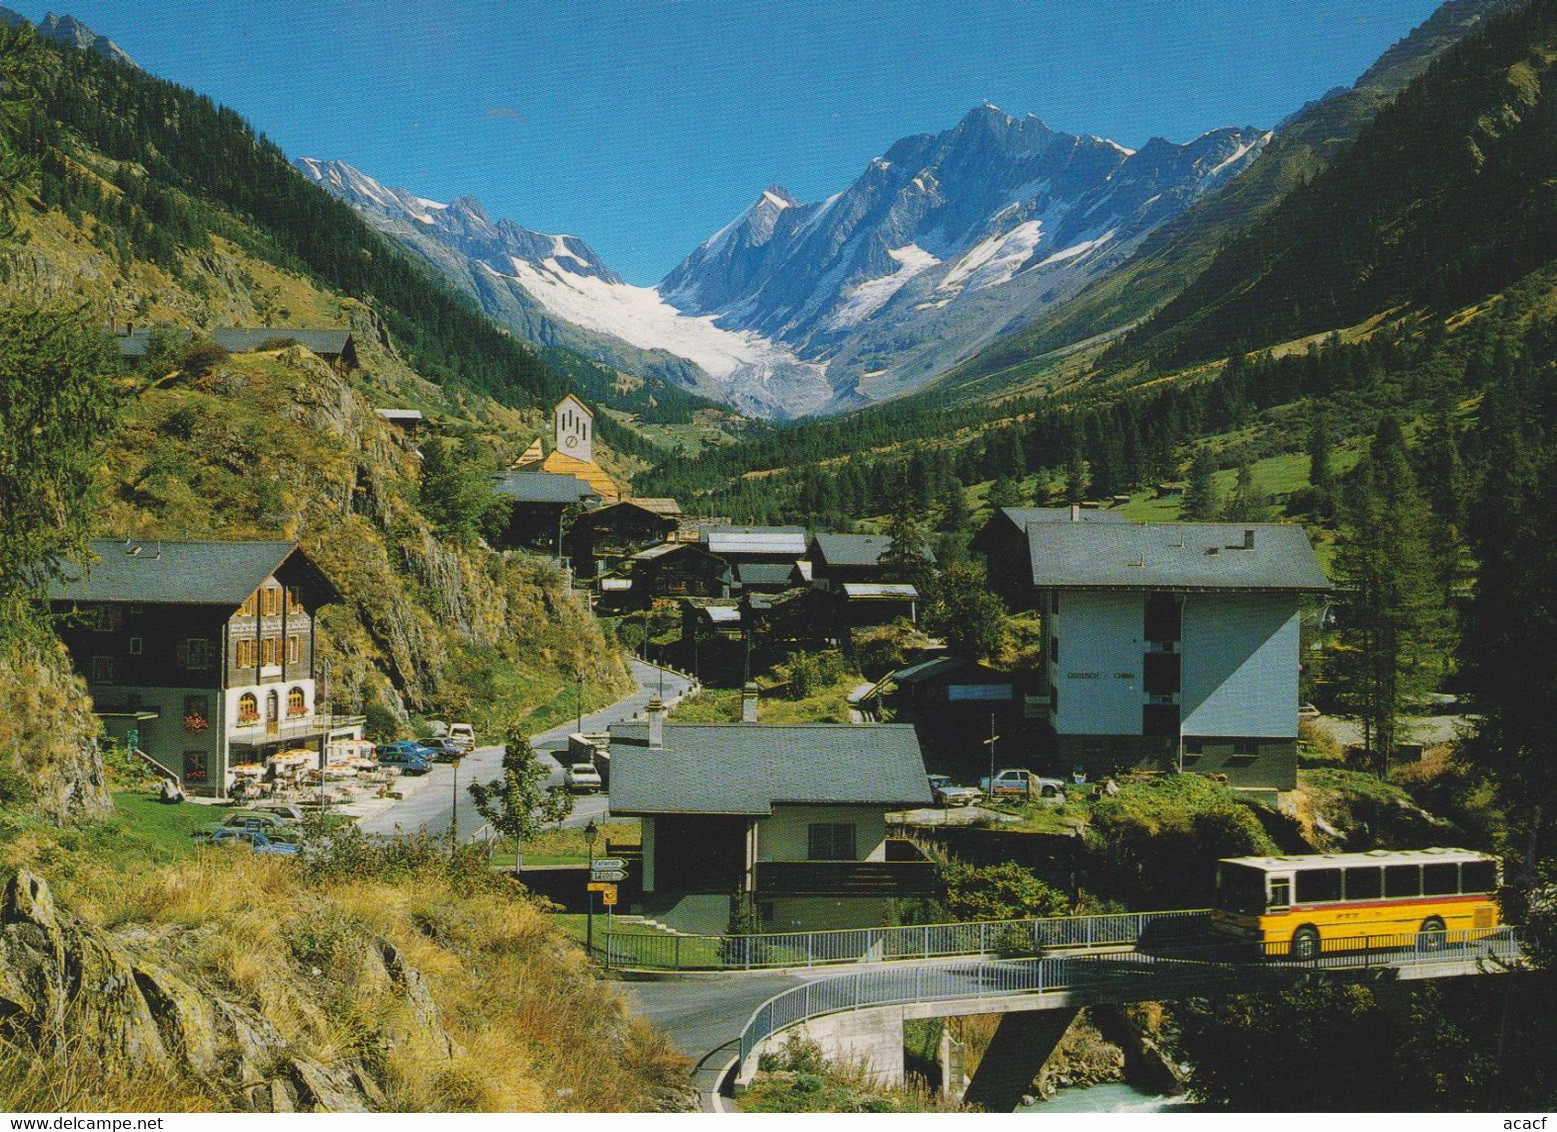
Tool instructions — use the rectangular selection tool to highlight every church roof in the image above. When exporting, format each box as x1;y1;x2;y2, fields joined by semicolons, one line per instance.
540;451;619;502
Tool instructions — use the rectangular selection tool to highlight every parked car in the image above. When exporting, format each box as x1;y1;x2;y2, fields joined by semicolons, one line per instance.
198;828;299;856
927;774;982;807
1298;702;1322;720
447;723;476;752
416;736;465;762
221;811;294;834
565;763;602;793
377;745;432;775
249;801;306;825
979;768;1067;799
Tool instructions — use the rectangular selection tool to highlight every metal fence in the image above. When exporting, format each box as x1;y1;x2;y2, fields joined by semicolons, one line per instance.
736;926;1525;1076
600;908;1209;971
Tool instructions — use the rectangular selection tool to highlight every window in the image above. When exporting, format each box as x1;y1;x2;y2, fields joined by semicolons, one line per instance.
235;638;257;668
285;587;303;614
261;637;280;667
1049;636;1059;663
286;635;303;665
1144;593;1181;642
183;750;207;783
1142;703;1179;737
90;656;115;684
1050;592;1060;615
287;686;307;717
261;587;281;617
183;696;209;733
1143;652;1181;695
1385;864;1421;899
1232;739;1258;756
1344;867;1382;901
181;639;210;670
238;594;257;618
1049;684;1058;714
1295;868;1342;903
1461;860;1497;894
85;604;123;632
128;637;143;656
1269;877;1291;910
1184;738;1204;756
1423;862;1460;896
237;692;259;724
807;823;857;861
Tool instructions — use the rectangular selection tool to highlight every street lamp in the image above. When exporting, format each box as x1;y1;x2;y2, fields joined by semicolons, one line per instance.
584;818;600;958
450;751;465;854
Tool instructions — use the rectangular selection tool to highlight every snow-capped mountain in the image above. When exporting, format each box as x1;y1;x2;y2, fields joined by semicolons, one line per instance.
296;158;831;418
299;103;1266;418
660;104;1269;408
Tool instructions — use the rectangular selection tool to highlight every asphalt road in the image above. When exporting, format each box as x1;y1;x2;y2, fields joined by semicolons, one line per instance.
358;658;693;839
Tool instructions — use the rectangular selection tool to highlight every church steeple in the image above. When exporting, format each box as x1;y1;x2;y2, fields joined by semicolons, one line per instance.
554;394;593;464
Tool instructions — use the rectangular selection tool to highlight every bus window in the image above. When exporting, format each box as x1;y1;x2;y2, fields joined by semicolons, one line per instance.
1344;866;1382;900
1461;860;1497;894
1269;876;1291;910
1217;863;1269;914
1423;862;1459;896
1385;864;1421;898
1295;868;1342;903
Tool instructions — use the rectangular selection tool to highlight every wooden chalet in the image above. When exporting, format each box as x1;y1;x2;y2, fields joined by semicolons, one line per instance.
49;540;346;797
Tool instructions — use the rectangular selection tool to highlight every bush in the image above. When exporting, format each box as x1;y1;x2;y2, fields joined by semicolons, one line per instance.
905;857;1073;925
177;337;229;379
774;649;849;700
1084;775;1277;908
298;820;500;894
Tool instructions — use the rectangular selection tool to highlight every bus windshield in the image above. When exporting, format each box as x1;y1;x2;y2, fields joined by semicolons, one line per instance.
1216;863;1269;915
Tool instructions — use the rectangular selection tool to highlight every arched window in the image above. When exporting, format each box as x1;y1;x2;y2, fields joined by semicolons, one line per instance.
287;686;306;716
238;693;258;723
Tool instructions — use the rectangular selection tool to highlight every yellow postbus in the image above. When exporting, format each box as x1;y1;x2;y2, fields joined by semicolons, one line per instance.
1210;847;1501;959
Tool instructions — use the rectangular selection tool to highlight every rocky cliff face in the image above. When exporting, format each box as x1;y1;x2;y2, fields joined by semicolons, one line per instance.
0;641;110;825
0;870;454;1111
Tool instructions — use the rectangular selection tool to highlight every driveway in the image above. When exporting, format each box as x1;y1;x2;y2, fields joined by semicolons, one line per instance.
358;658;694;839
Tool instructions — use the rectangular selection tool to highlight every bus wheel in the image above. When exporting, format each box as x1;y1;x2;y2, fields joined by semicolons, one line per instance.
1418;917;1447;952
1291;926;1320;961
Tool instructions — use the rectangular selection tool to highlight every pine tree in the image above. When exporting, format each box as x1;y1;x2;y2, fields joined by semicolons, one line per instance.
1331;415;1451;772
1221;457;1267;523
1182;447;1219;521
880;500;933;592
1307;409;1336;518
1065;443;1090;503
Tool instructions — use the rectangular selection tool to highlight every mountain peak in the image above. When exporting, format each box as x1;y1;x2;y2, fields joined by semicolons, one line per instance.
20;9;138;67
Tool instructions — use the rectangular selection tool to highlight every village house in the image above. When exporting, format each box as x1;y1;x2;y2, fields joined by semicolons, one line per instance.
564;497;680;577
607;695;935;932
1022;521;1329;795
698;525;808;566
49;540;348;797
807;533;931;590
490;470;599;556
626;541;731;604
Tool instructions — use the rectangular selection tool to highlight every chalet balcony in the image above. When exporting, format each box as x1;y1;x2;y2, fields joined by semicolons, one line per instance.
229;713;365;746
754;858;938;898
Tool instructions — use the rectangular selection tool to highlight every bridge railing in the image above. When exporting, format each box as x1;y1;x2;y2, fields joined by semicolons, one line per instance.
735;926;1525;1079
600;908;1209;971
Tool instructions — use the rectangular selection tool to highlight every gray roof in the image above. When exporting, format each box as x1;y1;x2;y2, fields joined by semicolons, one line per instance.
607;722;932;815
1027;523;1329;591
734;562;799;587
700;525;808;557
491;471;596;504
47;540;323;607
1000;507;1131;528
374;408;424;422
116;328;354;359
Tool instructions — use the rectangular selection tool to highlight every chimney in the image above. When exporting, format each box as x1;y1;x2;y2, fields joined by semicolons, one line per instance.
1069;502;1081;522
1243;529;1255;550
646;695;664;748
742;682;759;724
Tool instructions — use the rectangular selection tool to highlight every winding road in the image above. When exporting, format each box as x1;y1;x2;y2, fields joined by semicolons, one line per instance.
358;658;694;839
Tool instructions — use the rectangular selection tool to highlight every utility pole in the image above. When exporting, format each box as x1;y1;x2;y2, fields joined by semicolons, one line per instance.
576;668;585;734
984;712;999;796
450;752;463;853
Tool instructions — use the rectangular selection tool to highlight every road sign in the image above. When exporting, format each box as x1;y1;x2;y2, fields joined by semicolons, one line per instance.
600;888;617;907
590;869;627;882
592;858;626;870
587;881;615;893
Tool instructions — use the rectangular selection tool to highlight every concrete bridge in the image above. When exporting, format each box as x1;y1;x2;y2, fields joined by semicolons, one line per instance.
621;919;1524;1112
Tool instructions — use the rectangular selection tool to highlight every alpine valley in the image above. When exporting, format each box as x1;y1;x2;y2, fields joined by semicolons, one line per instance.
300;109;1269;419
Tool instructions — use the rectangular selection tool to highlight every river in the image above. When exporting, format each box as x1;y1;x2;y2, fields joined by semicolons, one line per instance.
1023;1082;1191;1113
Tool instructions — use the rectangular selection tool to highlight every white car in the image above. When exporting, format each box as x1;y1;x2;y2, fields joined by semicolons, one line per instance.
979;768;1067;799
927;774;982;807
447;723;476;752
565;763;602;793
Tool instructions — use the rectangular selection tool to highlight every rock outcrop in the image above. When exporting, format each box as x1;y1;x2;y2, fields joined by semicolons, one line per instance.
0;871;457;1111
0;641;111;825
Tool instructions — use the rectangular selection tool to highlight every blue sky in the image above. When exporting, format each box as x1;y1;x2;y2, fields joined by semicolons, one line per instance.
49;1;1442;284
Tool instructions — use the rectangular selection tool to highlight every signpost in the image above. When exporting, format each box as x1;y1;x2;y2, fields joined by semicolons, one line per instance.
590;869;626;882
